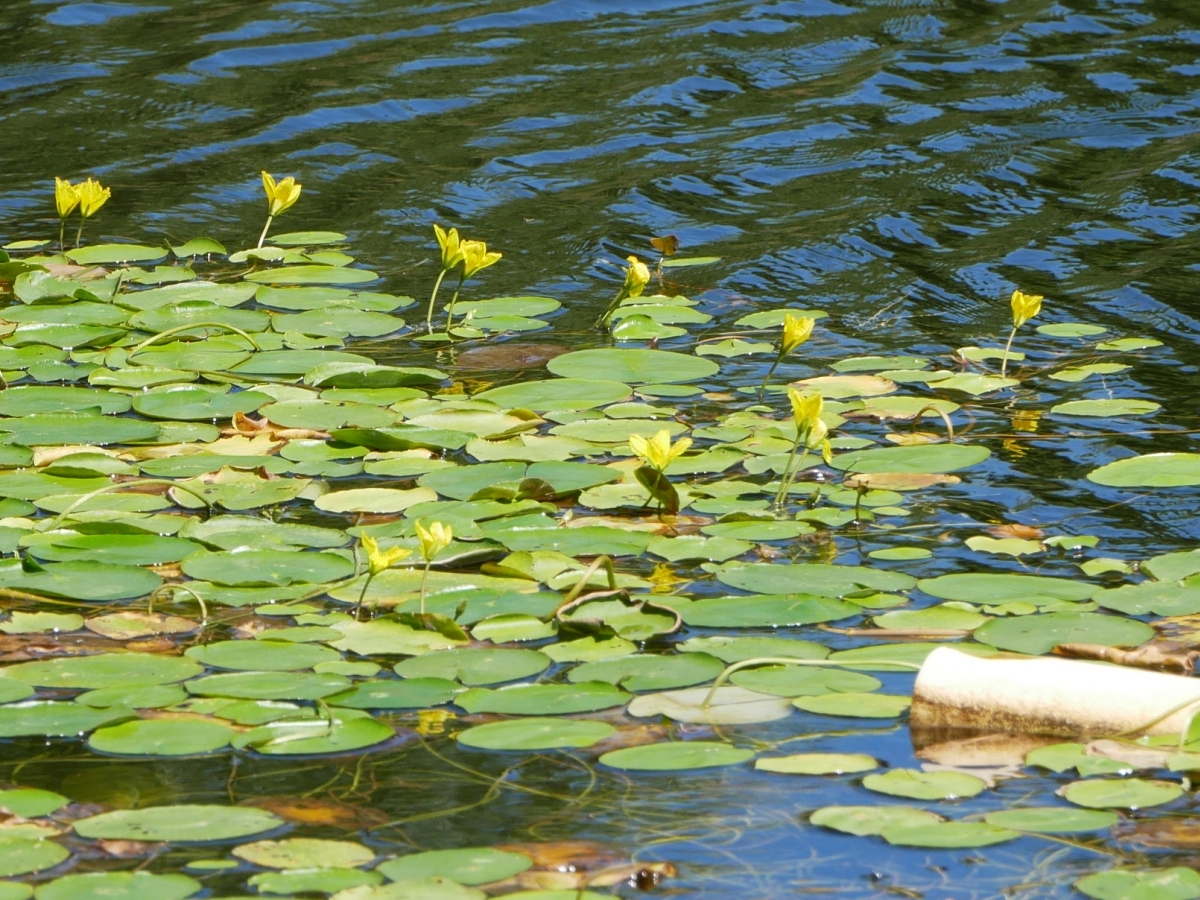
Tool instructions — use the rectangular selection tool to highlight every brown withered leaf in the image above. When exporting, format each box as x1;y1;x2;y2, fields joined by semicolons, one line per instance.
1055;641;1199;674
240;796;387;830
124;638;181;654
987;523;1045;541
844;473;961;491
99;839;163;858
455;343;568;371
588;723;670;755
1116;819;1200;850
85;611;198;641
1086;739;1173;771
916;733;1057;768
225;412;329;441
516;862;675;891
495;841;625;873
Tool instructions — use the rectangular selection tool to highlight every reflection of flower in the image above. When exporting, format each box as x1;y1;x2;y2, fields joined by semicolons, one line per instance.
1010;289;1043;329
416;521;453;562
780;314;815;356
362;535;412;577
629;429;692;472
623;255;651;298
261;172;301;217
434;224;465;270
54;178;81;219
461;239;502;278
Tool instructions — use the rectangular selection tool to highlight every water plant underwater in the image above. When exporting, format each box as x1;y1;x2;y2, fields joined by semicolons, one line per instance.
0;170;1193;897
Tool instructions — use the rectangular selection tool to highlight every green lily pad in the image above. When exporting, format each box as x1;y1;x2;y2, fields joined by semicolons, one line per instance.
132;385;269;421
475;379;631;411
874;605;987;631
233;837;374;868
599;741;754;771
974;612;1153;656
245;265;377;285
716;563;915;596
0;612;82;634
755;753;877;775
1094;582;1200;616
626;686;793;724
983;807;1117;833
1038;323;1107;337
73;804;283;841
0;385;129;416
829;444;991;474
881;822;1019;848
1088;453;1200;488
0;789;66;818
680;594;859;628
455;682;629;715
731;666;881;697
35;872;199;900
918;574;1096;604
678;635;828;662
329;678;462;709
456;718;615;751
377;847;532;886
793;692;911;718
394;648;550;686
233;708;393;755
249;869;382;895
1075;868;1200;900
27;534;200;567
3;653;200;688
186;640;340;672
0;412;159;446
329;618;467;656
67;243;167;265
1062;778;1183;809
333;877;486;899
810;805;942;836
1051;399;1160;417
76;684;188;709
185;671;351;701
862;768;987;800
0;559;161;602
180;549;354;586
547;348;717;384
88;718;235;756
567;653;723;692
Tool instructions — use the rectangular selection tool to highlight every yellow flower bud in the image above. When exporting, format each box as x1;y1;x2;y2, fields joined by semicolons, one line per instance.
261;171;302;217
77;178;111;219
434;224;465;270
629;429;692;472
1010;289;1044;329
623;255;650;298
787;388;823;433
460;239;501;278
54;178;81;219
415;521;453;562
780;314;815;356
362;535;412;577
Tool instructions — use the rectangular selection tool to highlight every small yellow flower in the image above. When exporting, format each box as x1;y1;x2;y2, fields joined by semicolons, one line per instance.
780;314;815;356
415;521;453;562
54;178;81;219
261;171;302;217
1010;289;1044;329
77;179;111;219
362;534;412;577
434;224;465;270
623;255;650;298
460;239;501;278
788;388;822;431
629;429;692;472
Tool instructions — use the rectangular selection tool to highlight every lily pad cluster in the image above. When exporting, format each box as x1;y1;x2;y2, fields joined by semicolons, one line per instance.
0;222;1190;897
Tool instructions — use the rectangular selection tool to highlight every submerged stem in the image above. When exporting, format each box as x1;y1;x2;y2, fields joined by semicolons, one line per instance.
256;215;274;250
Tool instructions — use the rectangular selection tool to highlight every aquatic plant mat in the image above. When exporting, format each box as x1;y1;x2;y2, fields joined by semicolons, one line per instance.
0;227;1198;900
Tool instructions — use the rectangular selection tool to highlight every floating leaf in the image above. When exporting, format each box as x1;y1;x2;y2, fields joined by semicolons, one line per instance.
862;768;987;800
829;444;991;474
34;872;198;900
88;718;235;756
376;848;533;886
394;648;550;686
1062;778;1183;809
1088;453;1200;488
881;822;1018;848
731;666;880;697
794;692;911;718
455;682;629;715
456;719;615;751
627;686;793;724
329;678;462;710
74;805;283;841
755;753;877;775
983;807;1117;833
716;563;915;597
547;349;717;384
810;805;941;836
974;612;1153;656
233;837;374;869
1075;868;1200;900
599;741;754;771
3;653;200;688
186;640;340;672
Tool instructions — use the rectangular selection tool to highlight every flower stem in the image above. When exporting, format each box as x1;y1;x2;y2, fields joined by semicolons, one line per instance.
1000;326;1018;377
256;215;274;250
425;268;449;334
75;217;84;250
420;562;431;615
773;435;811;511
595;287;630;329
59;220;66;253
444;271;467;332
757;351;784;401
353;573;375;620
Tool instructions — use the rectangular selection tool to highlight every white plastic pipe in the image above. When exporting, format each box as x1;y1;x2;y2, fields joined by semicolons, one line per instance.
911;647;1200;738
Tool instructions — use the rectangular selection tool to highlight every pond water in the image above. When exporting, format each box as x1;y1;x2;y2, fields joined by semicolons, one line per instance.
2;0;1200;898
